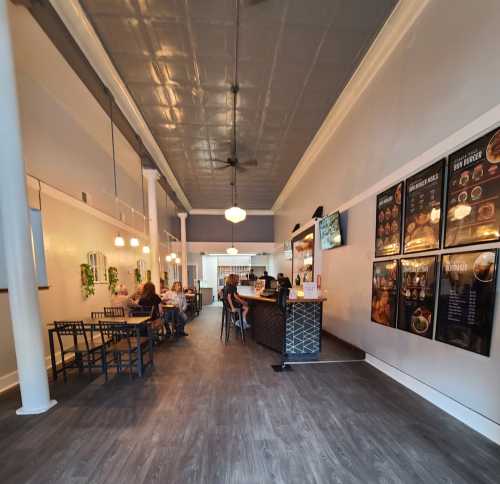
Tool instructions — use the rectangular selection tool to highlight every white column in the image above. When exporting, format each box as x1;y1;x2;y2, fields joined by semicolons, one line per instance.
178;213;188;288
0;1;56;415
144;169;160;290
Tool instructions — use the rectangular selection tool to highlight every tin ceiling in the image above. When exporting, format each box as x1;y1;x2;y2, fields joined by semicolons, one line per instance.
80;0;396;209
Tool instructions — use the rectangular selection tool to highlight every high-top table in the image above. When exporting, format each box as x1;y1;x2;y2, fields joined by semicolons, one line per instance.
237;286;326;368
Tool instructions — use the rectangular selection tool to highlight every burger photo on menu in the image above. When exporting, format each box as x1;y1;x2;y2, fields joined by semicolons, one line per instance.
445;128;500;248
375;182;403;257
404;160;444;253
436;250;498;356
397;256;437;339
371;260;398;327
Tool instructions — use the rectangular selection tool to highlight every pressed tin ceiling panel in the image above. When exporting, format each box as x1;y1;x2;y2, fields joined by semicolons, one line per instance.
80;0;396;209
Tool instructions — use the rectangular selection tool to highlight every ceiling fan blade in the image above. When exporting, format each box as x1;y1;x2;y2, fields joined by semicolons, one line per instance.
235;165;247;173
214;165;230;171
211;158;230;164
240;159;258;167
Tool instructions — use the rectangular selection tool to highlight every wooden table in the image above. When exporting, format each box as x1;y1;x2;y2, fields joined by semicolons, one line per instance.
48;315;153;381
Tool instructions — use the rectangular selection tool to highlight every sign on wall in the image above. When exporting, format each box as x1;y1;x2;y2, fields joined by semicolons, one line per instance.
375;182;404;257
445;127;500;248
397;256;437;339
404;160;445;254
436;250;497;356
371;260;399;327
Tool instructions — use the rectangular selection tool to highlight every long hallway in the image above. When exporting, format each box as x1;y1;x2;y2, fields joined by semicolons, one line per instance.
0;307;499;484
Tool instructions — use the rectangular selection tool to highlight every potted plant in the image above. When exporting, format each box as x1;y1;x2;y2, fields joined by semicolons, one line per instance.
108;266;118;294
80;263;95;299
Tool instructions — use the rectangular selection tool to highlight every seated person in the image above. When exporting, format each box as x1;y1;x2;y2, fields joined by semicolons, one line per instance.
111;284;130;313
162;281;188;337
258;271;275;290
223;274;250;329
138;282;162;318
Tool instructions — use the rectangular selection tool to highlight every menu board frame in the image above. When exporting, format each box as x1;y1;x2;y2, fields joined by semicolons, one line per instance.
403;160;445;254
397;255;438;339
371;260;399;327
436;249;498;357
319;211;343;250
444;127;500;249
375;182;404;258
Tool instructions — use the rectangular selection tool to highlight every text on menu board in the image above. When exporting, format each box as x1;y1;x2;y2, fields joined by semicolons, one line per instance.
408;172;439;193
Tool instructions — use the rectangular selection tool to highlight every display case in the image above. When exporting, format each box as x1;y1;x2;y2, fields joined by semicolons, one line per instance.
292;222;322;287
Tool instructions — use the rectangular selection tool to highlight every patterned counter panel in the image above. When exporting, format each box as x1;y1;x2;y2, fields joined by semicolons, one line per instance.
285;302;322;361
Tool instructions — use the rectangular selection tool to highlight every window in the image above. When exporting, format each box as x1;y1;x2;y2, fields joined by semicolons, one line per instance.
87;251;108;283
137;259;147;282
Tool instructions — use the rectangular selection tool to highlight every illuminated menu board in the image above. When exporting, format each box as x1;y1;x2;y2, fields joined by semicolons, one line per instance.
375;182;403;257
445;128;500;248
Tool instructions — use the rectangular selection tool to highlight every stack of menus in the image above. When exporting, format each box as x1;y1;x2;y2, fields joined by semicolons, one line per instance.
375;182;403;257
436;250;497;356
404;160;444;253
371;260;398;327
445;127;500;247
398;256;437;339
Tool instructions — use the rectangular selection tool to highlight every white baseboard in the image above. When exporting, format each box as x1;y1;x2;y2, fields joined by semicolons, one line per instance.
0;352;62;396
365;353;500;445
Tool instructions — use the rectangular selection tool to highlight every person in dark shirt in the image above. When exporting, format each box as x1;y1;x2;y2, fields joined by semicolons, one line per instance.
259;271;275;290
248;268;257;281
223;274;250;329
138;282;162;319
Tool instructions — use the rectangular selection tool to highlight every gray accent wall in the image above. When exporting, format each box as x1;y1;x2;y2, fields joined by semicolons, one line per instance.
187;215;274;243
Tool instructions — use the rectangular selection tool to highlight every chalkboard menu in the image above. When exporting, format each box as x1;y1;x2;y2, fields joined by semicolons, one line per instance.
371;260;398;327
445;128;500;248
375;182;404;257
397;256;437;339
404;160;445;253
436;250;497;356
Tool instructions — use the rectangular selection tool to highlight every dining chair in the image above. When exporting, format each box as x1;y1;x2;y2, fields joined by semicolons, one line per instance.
91;311;106;319
53;321;106;382
98;322;151;380
104;306;125;317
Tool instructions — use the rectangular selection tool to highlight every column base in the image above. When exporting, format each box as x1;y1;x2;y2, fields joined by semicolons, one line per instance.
16;399;58;415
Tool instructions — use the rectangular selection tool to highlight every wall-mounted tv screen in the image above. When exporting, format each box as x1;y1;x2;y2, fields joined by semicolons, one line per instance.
319;211;343;250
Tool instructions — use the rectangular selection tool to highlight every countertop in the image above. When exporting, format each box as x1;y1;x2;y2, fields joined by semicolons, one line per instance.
237;286;326;304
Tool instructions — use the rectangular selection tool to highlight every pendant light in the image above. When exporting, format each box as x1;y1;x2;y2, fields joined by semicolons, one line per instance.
166;255;172;262
225;165;246;223
114;234;125;247
226;218;239;255
175;257;181;264
142;245;150;254
130;237;139;247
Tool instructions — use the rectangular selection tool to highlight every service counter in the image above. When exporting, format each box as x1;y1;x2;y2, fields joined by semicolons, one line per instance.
237;286;326;363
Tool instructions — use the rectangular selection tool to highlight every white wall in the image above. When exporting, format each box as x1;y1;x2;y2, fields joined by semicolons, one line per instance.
275;0;500;428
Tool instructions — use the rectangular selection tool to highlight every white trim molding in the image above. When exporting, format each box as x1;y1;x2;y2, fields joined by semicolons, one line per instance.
366;354;500;445
272;0;430;212
49;0;192;212
189;208;274;216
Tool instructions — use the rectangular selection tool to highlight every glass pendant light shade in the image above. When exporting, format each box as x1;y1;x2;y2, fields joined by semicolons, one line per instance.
226;246;238;255
224;205;246;224
114;235;125;247
175;257;181;264
166;255;172;262
142;245;150;254
170;252;177;259
130;237;139;247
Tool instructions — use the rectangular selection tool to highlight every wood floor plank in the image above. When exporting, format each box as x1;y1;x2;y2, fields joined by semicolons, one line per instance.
0;306;499;484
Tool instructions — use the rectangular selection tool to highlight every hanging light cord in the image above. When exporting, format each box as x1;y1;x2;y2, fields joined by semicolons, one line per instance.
109;94;118;199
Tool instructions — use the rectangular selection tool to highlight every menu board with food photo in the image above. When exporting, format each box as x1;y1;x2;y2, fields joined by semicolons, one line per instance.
375;182;403;257
404;160;444;253
436;250;497;356
397;256;437;338
445;127;500;248
371;260;398;327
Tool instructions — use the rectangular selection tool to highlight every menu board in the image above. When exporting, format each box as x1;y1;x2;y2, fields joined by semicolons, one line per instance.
371;260;398;327
445;127;500;247
436;250;497;356
320;211;342;250
397;256;437;338
375;182;403;257
404;160;444;253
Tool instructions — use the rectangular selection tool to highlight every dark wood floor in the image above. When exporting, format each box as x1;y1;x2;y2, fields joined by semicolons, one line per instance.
0;307;499;484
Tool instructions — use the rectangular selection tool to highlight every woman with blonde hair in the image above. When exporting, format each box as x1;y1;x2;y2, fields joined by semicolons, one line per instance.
162;281;188;336
223;274;250;329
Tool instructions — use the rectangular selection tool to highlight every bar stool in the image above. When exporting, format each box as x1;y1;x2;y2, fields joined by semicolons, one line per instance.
221;299;245;344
